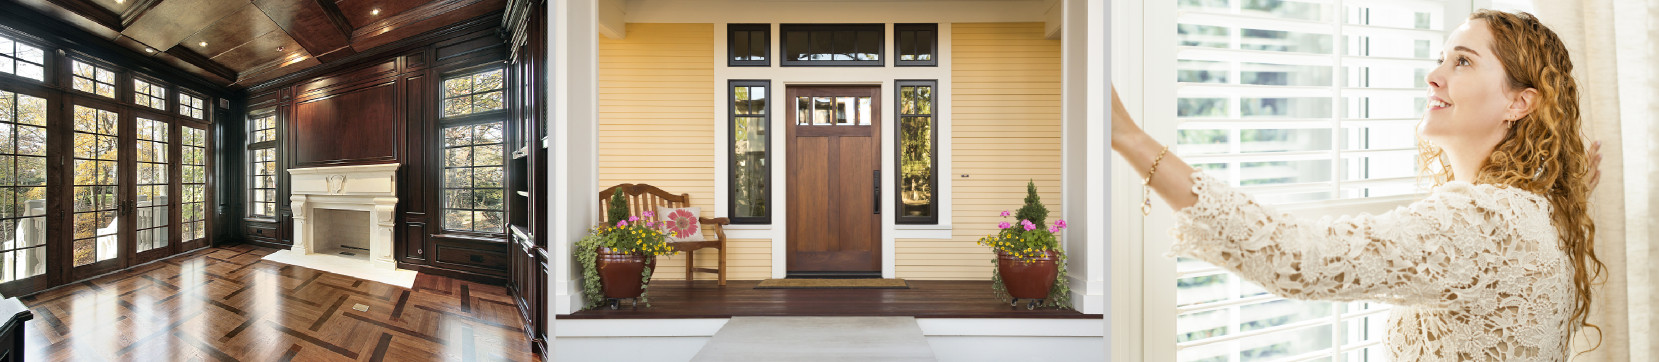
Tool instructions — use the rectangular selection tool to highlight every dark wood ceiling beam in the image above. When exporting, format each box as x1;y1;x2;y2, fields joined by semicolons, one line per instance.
117;0;163;28
313;0;358;42
165;46;239;81
41;0;120;30
351;0;499;50
253;0;351;58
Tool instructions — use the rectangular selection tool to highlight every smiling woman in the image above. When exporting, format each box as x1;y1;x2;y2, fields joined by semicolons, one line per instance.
1115;8;1601;362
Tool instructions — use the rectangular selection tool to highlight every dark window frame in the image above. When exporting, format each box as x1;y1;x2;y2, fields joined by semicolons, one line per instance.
0;32;48;82
178;90;208;120
779;24;884;67
727;79;771;224
728;24;770;67
131;75;170;112
67;56;119;99
246;108;278;221
894;24;939;67
894;80;938;225
437;64;511;237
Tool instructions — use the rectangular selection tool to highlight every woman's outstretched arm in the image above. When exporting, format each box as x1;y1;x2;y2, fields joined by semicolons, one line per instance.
1111;86;1198;211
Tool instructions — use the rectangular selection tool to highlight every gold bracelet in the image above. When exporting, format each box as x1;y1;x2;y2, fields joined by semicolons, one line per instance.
1142;146;1169;215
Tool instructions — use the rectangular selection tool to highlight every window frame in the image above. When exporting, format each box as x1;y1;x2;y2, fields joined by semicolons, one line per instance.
131;75;170;112
0;32;48;82
67;56;119;99
728;24;770;67
894;80;938;225
726;79;771;225
245;108;278;221
178;90;208;120
437;65;511;236
778;24;885;67
894;24;939;67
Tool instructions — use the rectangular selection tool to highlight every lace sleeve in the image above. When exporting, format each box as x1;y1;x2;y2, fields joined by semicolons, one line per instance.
1168;171;1557;307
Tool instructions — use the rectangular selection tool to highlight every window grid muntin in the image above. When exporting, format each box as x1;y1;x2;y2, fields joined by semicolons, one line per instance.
895;80;937;224
71;105;120;267
440;122;506;233
894;24;938;66
0;35;46;81
728;80;770;224
182;127;207;241
779;24;884;66
179;93;206;119
441;68;506;118
71;60;115;99
728;24;770;66
1169;1;1448;360
0;90;48;281
249;148;276;219
133;79;167;111
134;117;169;252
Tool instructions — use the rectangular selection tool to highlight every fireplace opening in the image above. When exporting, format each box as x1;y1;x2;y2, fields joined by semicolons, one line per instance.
312;209;371;262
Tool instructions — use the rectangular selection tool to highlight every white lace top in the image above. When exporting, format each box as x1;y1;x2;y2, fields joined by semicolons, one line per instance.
1170;172;1576;361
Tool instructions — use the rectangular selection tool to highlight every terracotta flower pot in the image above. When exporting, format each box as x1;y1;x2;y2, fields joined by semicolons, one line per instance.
997;250;1058;300
596;247;655;299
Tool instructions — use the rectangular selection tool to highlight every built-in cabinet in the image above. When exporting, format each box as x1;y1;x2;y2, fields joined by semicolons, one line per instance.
502;0;548;356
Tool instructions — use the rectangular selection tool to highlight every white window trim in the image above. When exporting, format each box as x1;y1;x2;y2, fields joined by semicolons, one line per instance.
712;22;956;279
1112;0;1477;360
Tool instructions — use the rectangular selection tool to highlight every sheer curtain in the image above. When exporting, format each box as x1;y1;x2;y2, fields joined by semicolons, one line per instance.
1502;0;1659;360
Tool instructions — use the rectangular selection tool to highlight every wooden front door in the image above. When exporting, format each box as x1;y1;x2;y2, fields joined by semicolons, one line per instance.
785;86;881;276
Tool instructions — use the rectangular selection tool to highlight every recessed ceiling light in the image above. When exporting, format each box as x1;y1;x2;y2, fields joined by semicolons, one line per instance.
277;46;285;52
144;48;154;53
199;41;207;47
115;0;123;3
371;9;380;16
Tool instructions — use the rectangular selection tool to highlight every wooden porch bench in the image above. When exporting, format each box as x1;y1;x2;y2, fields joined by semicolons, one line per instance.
599;183;728;286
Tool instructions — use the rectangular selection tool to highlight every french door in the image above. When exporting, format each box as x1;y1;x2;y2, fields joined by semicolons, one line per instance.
67;99;186;279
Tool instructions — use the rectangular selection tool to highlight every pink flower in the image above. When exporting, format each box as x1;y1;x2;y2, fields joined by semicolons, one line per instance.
628;215;640;222
647;221;656;228
1000;210;1011;217
1022;221;1036;231
642;211;655;218
998;221;1012;229
1048;225;1059;233
616;220;629;227
1055;219;1067;229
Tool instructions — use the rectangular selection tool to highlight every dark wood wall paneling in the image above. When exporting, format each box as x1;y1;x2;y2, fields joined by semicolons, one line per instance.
501;0;547;356
0;4;235;297
236;13;514;286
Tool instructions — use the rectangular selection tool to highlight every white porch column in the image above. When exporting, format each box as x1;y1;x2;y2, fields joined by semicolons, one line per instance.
550;0;601;317
372;197;398;270
291;195;312;254
1059;0;1109;316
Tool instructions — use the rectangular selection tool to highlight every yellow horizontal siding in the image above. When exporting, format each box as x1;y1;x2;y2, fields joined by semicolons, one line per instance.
596;23;767;281
897;22;1062;281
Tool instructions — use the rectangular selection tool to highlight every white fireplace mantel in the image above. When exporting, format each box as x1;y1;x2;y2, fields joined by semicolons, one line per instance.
288;163;401;270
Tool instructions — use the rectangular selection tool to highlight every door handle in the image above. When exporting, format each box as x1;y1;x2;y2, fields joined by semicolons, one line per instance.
872;170;881;215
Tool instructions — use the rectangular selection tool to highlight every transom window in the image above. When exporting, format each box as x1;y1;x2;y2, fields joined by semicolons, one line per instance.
250;113;275;143
896;80;936;224
182;127;207;241
0;90;48;282
894;24;938;66
795;95;872;125
441;123;506;233
728;80;769;224
729;24;770;66
0;35;45;81
179;93;206;119
780;24;883;66
134;79;167;111
71;60;115;98
442;68;506;118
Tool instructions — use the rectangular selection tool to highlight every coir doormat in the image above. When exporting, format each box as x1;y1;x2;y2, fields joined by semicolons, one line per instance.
754;278;910;289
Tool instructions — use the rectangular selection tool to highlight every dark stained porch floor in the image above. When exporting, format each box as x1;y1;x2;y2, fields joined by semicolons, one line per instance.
558;280;1102;319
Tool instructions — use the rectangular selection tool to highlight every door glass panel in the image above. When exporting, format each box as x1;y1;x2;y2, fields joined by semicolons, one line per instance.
135;117;168;252
182;127;206;241
835;97;853;124
0;90;46;281
72;105;120;266
812;97;832;125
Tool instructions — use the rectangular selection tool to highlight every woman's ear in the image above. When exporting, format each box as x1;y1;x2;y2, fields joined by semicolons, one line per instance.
1508;87;1539;120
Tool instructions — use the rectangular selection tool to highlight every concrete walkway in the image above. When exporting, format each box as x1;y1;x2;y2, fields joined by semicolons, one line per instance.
691;316;937;361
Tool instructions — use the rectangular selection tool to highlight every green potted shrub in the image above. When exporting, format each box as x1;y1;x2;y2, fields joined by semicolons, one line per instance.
575;192;678;310
976;181;1072;310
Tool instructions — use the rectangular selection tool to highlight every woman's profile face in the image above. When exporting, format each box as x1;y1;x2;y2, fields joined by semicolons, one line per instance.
1421;19;1523;149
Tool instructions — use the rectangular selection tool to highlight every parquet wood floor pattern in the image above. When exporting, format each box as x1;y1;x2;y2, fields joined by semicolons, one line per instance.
14;244;539;361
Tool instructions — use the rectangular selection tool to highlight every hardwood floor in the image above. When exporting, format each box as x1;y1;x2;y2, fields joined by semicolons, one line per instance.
15;244;539;361
560;280;1104;319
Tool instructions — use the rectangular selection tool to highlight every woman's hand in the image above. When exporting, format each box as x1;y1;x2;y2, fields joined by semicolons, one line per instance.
1110;85;1200;210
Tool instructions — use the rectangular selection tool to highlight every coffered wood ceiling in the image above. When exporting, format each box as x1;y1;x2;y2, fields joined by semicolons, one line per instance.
11;0;506;88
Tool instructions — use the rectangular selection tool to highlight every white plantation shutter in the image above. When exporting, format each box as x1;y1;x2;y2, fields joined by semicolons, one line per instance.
1165;0;1469;361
